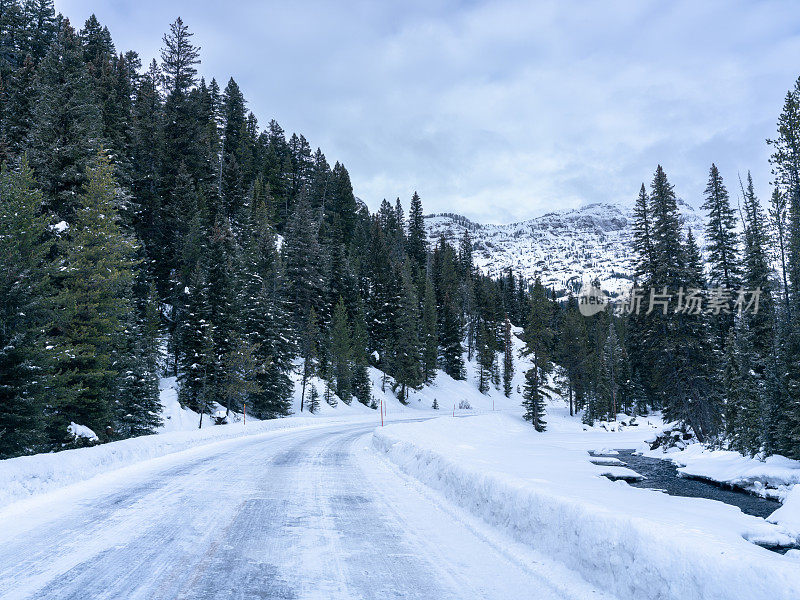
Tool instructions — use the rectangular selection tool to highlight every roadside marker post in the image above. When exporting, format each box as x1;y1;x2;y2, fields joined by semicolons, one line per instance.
243;402;246;425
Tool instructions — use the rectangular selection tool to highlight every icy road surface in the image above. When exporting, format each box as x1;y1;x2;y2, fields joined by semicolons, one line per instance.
0;420;614;600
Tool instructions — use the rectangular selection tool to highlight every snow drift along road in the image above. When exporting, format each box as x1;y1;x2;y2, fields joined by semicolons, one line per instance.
372;413;800;600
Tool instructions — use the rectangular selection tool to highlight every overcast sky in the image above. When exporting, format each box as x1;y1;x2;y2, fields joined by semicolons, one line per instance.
56;0;800;223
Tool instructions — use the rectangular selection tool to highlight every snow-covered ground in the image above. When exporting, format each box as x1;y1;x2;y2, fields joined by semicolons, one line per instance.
0;419;621;600
285;353;525;419
372;408;800;600
158;376;230;432
0;409;385;510
6;326;800;598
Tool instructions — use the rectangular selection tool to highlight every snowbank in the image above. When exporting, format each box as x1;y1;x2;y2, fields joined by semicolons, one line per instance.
372;413;800;600
769;485;800;539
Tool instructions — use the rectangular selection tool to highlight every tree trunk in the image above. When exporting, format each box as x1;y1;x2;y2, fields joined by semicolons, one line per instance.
569;383;574;417
300;360;308;412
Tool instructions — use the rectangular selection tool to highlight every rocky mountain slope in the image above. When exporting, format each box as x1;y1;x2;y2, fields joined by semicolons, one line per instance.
425;201;705;297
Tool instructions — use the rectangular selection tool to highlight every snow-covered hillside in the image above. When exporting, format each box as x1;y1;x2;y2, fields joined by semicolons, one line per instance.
425;201;705;296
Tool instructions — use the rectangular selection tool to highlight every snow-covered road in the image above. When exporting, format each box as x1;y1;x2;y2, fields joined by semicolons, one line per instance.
0;420;613;600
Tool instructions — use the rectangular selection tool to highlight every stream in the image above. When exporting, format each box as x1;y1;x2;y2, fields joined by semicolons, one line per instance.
592;449;794;553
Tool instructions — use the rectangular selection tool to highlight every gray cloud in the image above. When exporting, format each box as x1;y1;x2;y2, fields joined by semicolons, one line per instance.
57;0;800;222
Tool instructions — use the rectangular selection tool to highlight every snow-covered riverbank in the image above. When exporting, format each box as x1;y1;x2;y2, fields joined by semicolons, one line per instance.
640;437;800;501
372;410;800;600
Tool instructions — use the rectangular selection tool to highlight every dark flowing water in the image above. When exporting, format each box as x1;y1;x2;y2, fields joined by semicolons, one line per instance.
592;449;794;553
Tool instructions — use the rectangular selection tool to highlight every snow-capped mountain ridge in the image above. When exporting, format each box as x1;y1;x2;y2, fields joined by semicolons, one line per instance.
425;201;705;296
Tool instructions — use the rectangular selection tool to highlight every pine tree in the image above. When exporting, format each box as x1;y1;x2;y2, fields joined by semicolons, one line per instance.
326;162;358;247
177;265;213;413
98;52;136;207
702;163;740;348
523;366;547;432
406;191;427;271
650;165;684;287
262;120;290;228
283;195;325;326
307;384;320;414
557;294;588;416
204;214;239;401
458;232;476;360
739;174;782;453
237;208;294;418
502;317;514;398
476;320;494;393
632;166;719;440
433;238;465;379
0;1;25;107
46;156;138;446
130;59;164;276
161;17;200;98
19;1;58;65
329;297;352;405
597;321;628;421
299;307;319;413
0;160;52;457
219;335;262;418
741;173;775;360
324;239;358;323
220;77;247;214
79;14;115;71
666;228;719;441
28;19;101;219
364;218;393;366
769;80;800;457
723;323;762;456
501;269;519;324
350;306;372;407
287;133;312;209
421;274;438;383
632;183;655;281
2;54;36;160
769;188;791;315
323;363;337;407
522;279;551;431
113;279;162;439
391;269;423;403
782;328;800;458
769;81;800;317
160;18;204;210
0;1;25;89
